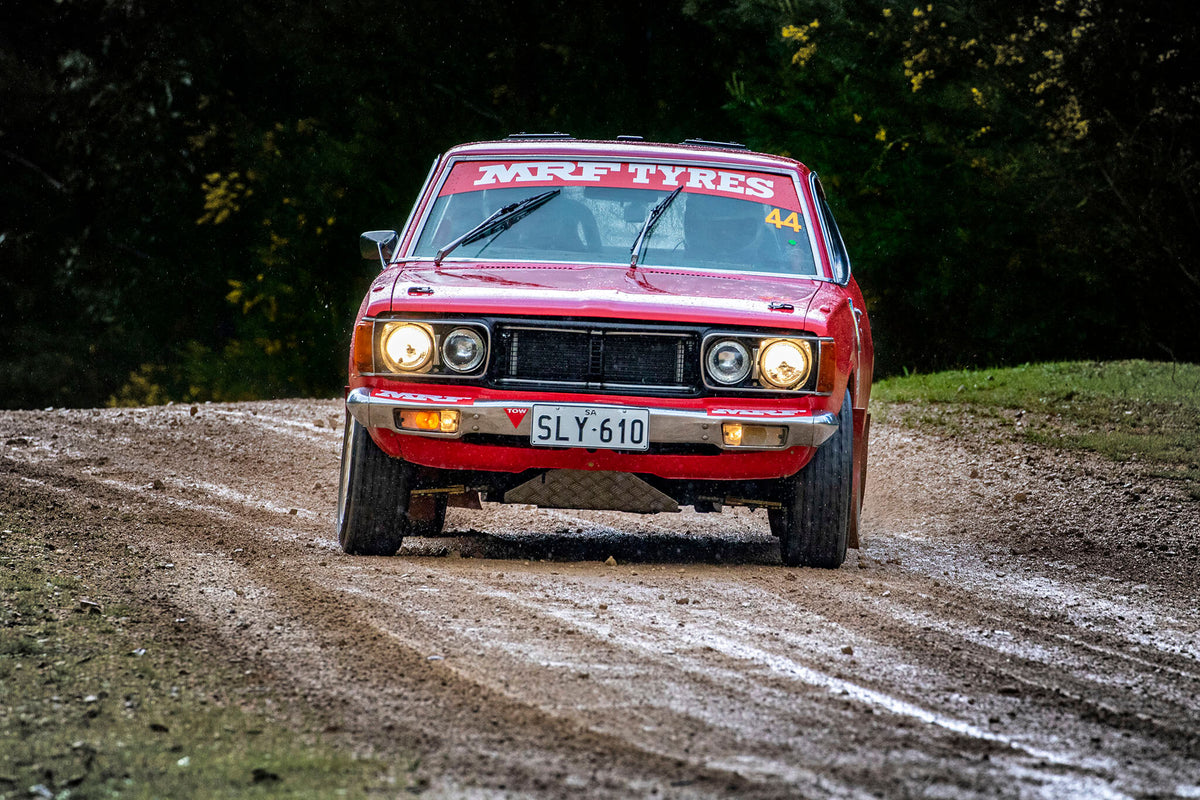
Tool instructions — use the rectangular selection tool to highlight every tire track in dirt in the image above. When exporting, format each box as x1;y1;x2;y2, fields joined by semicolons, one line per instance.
3;400;1199;798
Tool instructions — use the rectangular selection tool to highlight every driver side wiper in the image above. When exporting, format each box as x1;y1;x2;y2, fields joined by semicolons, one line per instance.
629;185;683;269
434;189;561;266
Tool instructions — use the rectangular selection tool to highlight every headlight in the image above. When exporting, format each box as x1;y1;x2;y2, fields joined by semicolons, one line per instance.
758;339;811;389
706;340;751;385
379;323;434;372
441;328;485;373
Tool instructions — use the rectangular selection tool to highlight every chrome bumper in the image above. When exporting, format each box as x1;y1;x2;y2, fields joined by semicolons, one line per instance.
346;387;838;451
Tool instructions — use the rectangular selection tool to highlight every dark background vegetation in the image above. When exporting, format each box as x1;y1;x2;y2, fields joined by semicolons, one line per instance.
2;0;1196;409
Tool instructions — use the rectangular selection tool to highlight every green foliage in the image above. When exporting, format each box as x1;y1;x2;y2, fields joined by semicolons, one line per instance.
2;0;739;408
4;1;1197;407
704;0;1200;375
875;360;1200;496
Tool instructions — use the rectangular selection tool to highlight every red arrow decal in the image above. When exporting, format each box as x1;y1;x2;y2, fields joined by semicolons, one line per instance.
505;408;529;428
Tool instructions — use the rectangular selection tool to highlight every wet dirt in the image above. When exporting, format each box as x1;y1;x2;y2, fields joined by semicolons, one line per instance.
2;400;1198;798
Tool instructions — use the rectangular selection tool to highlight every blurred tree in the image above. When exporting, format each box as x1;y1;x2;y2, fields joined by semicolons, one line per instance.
1;0;739;407
3;0;1194;409
693;0;1200;374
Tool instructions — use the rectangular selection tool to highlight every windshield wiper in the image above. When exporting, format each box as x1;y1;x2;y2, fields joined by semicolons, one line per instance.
434;189;561;266
629;185;683;269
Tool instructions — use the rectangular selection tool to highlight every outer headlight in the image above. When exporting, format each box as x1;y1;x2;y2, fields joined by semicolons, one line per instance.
379;323;434;372
441;328;485;373
706;340;751;385
758;339;811;389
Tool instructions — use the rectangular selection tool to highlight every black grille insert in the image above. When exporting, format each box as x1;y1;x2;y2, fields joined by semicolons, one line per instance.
494;323;700;393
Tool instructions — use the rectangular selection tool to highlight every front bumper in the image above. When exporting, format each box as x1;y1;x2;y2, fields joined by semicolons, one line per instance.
345;386;838;450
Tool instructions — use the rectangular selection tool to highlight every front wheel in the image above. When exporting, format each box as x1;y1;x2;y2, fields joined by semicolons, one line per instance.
337;413;410;556
770;389;854;568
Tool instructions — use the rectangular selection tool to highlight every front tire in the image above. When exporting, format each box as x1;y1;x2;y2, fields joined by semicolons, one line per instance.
770;389;854;568
337;412;410;556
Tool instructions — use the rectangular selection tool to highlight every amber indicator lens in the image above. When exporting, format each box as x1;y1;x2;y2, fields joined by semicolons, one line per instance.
722;423;786;447
399;409;460;433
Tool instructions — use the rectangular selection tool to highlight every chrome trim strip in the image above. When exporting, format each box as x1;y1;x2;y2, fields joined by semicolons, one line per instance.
346;387;838;450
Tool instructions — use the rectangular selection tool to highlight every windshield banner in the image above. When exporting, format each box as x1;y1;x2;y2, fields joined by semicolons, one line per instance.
438;160;798;206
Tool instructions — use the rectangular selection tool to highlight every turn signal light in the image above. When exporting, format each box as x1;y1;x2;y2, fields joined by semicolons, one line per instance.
722;423;786;447
352;321;375;374
399;409;460;433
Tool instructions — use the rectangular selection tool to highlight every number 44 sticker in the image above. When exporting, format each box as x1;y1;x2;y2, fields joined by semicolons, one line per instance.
764;208;802;232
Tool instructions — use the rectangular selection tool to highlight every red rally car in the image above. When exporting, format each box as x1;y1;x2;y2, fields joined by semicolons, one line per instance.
338;135;873;568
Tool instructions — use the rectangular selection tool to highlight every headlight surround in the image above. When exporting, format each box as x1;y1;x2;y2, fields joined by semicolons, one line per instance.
706;339;752;385
758;339;812;389
379;323;434;372
440;328;485;373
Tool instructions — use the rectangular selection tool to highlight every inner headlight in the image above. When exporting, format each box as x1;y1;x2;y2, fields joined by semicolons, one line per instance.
758;339;811;389
379;323;434;372
441;328;485;373
706;340;751;385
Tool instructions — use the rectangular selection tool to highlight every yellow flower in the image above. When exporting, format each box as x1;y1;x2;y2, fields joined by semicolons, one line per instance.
875;128;888;142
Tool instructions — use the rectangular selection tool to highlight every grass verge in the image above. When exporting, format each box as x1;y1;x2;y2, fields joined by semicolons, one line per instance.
872;360;1200;499
0;511;402;799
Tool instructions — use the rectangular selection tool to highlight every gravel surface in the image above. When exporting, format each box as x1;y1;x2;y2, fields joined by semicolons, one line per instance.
2;400;1198;798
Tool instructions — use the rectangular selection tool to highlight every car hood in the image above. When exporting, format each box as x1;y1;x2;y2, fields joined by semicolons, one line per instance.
386;261;822;327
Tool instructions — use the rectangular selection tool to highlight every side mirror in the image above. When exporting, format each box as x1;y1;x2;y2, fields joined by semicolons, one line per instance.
359;230;399;266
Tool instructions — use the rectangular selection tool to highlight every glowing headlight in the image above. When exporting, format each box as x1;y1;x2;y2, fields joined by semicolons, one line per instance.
706;340;751;385
440;328;485;373
380;323;433;372
758;339;811;389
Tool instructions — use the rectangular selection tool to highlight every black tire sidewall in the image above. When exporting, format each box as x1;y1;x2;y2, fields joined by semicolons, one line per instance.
337;414;409;556
780;389;853;568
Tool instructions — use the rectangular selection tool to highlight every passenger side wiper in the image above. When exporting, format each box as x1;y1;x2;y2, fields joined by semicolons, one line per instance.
629;185;684;269
434;189;561;266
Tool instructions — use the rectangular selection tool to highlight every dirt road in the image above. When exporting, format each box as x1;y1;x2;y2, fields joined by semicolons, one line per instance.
3;400;1199;798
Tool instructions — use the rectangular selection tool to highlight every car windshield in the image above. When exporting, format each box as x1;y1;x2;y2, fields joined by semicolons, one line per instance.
409;160;819;277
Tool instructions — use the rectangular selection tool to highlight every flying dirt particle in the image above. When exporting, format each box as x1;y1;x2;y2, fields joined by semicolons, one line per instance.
189;406;198;416
605;556;617;567
676;598;690;605
77;599;103;615
842;645;855;655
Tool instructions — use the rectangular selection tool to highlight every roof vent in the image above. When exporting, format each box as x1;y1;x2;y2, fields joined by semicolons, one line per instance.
680;138;748;150
506;132;575;140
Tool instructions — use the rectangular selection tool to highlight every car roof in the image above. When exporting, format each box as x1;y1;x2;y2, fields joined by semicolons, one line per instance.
440;137;812;177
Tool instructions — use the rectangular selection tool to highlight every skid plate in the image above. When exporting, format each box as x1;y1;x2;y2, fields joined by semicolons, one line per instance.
504;470;679;514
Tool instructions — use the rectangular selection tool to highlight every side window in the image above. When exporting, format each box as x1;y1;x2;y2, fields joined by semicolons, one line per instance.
813;177;851;285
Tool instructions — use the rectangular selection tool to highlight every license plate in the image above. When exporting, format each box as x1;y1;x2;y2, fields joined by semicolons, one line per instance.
530;405;649;451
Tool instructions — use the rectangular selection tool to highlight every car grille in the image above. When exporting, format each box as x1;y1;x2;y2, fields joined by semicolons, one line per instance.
492;322;701;393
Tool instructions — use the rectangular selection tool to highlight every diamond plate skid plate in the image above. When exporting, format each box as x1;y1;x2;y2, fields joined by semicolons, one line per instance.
504;470;679;514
